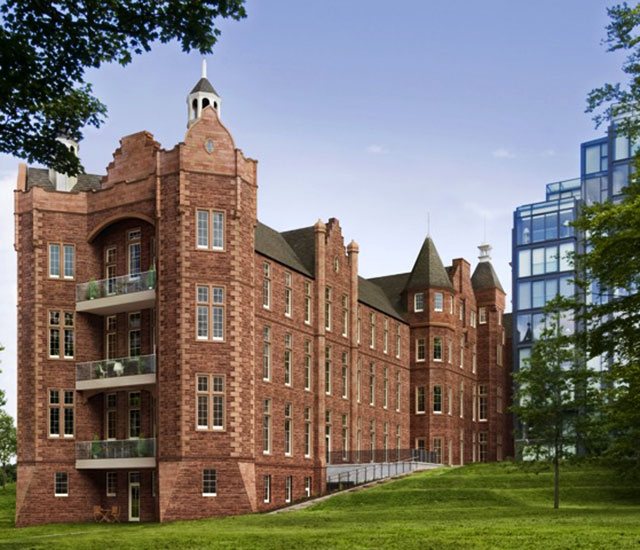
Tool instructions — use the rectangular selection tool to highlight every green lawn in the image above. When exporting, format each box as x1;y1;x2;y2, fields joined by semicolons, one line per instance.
1;462;639;549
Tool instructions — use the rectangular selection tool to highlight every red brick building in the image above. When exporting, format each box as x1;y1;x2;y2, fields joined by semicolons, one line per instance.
14;70;512;526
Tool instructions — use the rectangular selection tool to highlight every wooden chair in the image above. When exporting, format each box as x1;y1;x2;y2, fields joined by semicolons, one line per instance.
107;505;120;523
93;505;107;523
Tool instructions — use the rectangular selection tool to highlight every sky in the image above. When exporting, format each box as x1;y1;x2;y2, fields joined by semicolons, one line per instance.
0;0;627;420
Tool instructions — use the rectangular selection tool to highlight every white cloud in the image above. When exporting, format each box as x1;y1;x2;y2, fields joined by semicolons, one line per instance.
366;144;388;155
492;148;515;159
540;149;556;157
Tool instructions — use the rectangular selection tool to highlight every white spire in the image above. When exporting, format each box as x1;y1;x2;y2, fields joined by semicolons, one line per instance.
201;58;207;79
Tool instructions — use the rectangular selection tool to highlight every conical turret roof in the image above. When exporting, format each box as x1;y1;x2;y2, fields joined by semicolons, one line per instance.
471;261;504;292
404;236;453;291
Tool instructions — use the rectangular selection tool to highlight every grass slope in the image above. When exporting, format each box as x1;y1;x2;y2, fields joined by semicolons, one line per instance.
1;462;639;549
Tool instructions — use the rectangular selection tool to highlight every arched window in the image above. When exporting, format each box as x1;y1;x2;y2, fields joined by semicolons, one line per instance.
213;101;218;110
192;98;198;117
202;98;210;109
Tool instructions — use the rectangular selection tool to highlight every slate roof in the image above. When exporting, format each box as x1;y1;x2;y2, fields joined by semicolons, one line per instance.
280;226;316;276
367;272;410;315
357;277;405;322
404;237;453;290
190;77;218;95
471;261;504;292
26;167;102;192
255;222;312;277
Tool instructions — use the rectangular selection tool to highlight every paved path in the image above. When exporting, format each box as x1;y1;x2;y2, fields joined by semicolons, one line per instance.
270;467;440;514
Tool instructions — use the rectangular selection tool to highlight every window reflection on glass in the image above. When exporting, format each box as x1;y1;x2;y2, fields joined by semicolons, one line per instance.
532;313;544;340
613;163;629;196
532;248;544;275
559;209;573;238
532;216;545;242
545;278;558;303
517;314;532;343
517;217;531;245
518;282;531;310
585;145;601;174
559;276;573;298
545;246;558;273
532;281;544;308
519;249;531;278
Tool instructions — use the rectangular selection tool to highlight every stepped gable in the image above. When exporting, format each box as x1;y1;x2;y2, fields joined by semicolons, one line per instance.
255;221;312;277
471;261;504;292
404;236;453;290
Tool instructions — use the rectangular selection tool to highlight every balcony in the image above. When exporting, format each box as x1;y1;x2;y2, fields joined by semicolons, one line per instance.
76;270;156;315
76;354;156;391
76;438;156;469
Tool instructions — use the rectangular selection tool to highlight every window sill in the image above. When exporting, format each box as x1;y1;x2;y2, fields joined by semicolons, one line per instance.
202;493;217;497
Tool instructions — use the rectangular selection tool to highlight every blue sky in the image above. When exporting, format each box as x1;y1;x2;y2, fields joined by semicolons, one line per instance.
0;0;625;419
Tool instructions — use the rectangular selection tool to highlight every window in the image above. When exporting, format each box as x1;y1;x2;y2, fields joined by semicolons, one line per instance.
105;316;117;359
263;399;271;454
106;472;117;497
383;366;388;409
357;306;361;344
106;393;117;439
49;243;75;279
448;386;453;415
263;326;271;381
325;286;332;331
396;424;401;459
396;325;401;359
472;385;477;421
459;382;464;419
369;313;375;348
304;340;312;391
433;439;442;464
459;336;464;368
383;422;389;461
284;272;292;317
196;209;224;250
369;420;375;458
196;374;225;430
203;469;217;496
416;386;425;413
497;344;502;366
128;312;141;356
472;343;477;374
356;358;362;403
479;385;488;421
342;295;349;337
450;296;454;314
342;414;349;460
479;307;487;324
414;292;424;312
262;262;271;309
285;476;292;503
304;281;312;324
470;310;477;328
416;338;425;362
459;299;465;322
304;407;312;457
305;476;312;497
284;403;292;456
128;392;141;438
196;285;225;341
105;247;117;294
383;319;388;353
341;352;348;399
128;229;141;277
49;311;74;359
49;389;74;438
497;385;503;413
433;337;443;361
263;475;271;503
433;386;442;414
55;472;68;497
284;333;292;386
396;371;401;412
434;292;443;312
356;417;362;461
369;363;375;406
325;346;332;395
479;433;488;462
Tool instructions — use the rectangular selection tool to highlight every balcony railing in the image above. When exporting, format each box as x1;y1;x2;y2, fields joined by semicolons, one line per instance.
76;438;156;469
76;354;156;390
76;270;156;303
76;270;156;315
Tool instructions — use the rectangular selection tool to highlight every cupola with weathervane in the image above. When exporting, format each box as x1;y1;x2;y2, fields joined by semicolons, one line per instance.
187;59;221;127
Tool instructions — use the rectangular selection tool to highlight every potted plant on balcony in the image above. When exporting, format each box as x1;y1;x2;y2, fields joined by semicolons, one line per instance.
146;264;156;289
85;278;99;300
137;433;146;457
91;434;101;459
94;363;105;379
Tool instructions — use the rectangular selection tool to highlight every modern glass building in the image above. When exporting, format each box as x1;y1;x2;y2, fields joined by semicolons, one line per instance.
511;121;634;445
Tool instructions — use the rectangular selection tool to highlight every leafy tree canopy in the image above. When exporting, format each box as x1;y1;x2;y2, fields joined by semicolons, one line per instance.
0;0;247;176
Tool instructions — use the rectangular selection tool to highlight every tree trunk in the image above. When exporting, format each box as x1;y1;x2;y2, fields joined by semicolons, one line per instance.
0;465;5;491
553;444;559;509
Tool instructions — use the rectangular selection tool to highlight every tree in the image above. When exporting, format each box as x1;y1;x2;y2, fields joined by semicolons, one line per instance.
0;1;247;176
0;343;4;408
580;1;640;469
0;410;16;490
512;298;598;509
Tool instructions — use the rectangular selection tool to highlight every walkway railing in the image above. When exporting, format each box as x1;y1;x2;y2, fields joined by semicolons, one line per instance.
327;448;437;465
